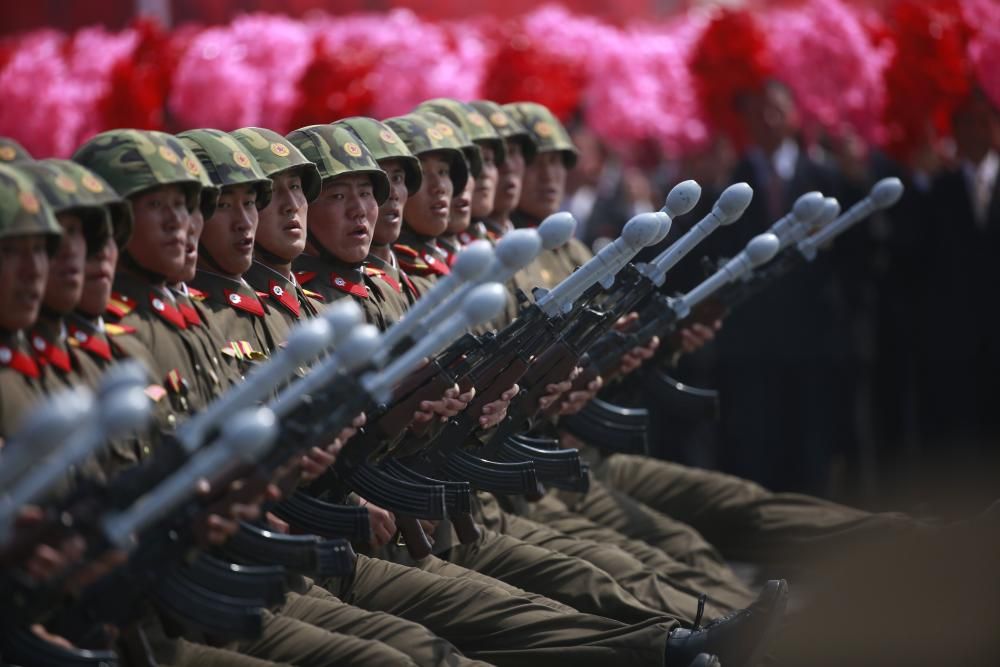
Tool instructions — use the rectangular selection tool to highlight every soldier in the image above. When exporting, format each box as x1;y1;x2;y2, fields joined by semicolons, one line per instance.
416;99;506;259
286;122;395;329
230;127;327;328
0;163;61;436
334;116;428;317
383;112;470;281
176;128;287;367
73;130;224;415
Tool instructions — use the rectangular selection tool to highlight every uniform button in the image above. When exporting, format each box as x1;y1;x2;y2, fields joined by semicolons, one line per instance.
167;414;177;426
142;446;151;456
194;363;202;371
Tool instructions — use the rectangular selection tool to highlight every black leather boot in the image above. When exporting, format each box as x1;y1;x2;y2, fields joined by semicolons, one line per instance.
665;579;788;667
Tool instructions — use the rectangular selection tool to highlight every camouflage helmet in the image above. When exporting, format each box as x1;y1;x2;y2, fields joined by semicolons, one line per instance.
335;117;422;196
470;100;537;163
17;160;117;256
0;137;33;165
285;124;390;205
231;127;322;203
417;98;506;168
48;160;134;248
0;164;62;253
188;146;220;222
412;110;482;180
72;129;203;213
384;113;469;194
177;129;273;211
502;102;578;168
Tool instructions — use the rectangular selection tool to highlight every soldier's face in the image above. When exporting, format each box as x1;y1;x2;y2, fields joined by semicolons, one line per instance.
448;169;474;235
127;185;189;281
519;151;567;220
79;236;118;317
201;184;258;277
257;170;308;263
374;159;408;246
471;144;498;220
405;152;453;238
172;209;203;284
309;174;376;264
0;234;48;332
494;140;525;216
43;212;87;314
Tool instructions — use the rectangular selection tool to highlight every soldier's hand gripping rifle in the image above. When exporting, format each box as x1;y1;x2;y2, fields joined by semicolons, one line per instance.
40;290;505;642
473;209;671;467
392;209;667;498
284;282;510;559
442;183;702;485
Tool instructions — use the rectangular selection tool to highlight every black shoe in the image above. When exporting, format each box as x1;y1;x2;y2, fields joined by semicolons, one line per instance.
665;579;788;667
688;654;721;667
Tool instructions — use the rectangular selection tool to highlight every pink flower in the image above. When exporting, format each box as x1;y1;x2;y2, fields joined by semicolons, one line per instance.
765;0;892;144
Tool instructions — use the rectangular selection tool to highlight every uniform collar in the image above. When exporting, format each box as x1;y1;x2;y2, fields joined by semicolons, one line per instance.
393;230;450;277
111;272;188;330
190;270;267;317
65;312;113;362
245;260;303;318
0;329;40;379
30;316;73;374
292;253;370;299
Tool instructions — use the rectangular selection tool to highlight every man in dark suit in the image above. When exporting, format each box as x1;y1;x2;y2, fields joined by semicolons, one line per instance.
707;81;854;496
921;90;1000;478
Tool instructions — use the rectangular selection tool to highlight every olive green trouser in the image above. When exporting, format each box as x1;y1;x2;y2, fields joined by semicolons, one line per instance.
431;492;726;624
596;452;917;566
528;482;756;612
325;553;673;667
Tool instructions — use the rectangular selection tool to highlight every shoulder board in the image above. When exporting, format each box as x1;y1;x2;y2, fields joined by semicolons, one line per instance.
302;288;325;302
107;292;137;318
255;290;269;299
364;266;386;277
105;323;137;336
393;243;420;259
187;286;208;301
294;270;318;285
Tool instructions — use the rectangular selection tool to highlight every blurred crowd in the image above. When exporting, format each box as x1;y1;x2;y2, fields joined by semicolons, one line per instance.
563;82;1000;512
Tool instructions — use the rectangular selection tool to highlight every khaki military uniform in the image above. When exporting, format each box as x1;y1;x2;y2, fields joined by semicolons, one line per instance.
364;252;423;325
393;231;452;283
244;260;324;331
292;253;391;330
189;269;286;372
0;330;46;437
106;271;219;414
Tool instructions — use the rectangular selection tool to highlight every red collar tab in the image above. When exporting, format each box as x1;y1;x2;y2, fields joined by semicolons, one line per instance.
0;344;40;378
107;292;137;318
269;280;301;318
223;289;265;317
294;270;318;285
68;325;112;361
178;301;203;327
329;272;368;299
366;266;400;293
105;323;136;336
149;292;187;329
400;270;419;297
187;287;208;301
31;333;72;373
